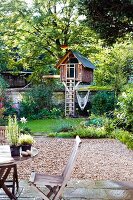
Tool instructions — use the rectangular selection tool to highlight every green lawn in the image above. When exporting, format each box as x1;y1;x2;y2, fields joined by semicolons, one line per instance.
26;118;83;134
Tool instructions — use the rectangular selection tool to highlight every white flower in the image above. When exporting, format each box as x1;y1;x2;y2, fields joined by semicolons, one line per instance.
117;113;125;119
20;117;27;123
122;92;127;98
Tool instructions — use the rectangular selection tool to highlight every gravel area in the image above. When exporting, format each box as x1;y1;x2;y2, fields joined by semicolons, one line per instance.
17;137;133;181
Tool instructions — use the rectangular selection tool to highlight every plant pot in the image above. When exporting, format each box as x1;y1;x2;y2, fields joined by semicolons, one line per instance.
10;145;20;157
21;144;32;151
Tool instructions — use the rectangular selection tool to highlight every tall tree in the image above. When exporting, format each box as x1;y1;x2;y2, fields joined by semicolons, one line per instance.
0;0;99;82
78;0;133;44
90;39;133;95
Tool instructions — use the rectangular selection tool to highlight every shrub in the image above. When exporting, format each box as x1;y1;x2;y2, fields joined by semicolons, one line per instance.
73;126;109;138
0;107;7;125
28;108;50;120
20;84;64;119
4;101;18;117
50;125;111;139
20;84;54;118
50;107;63;118
113;129;133;149
20;127;32;135
113;86;133;132
84;118;103;127
53;123;74;133
81;114;115;134
0;107;5;118
0;118;7;126
55;132;74;138
0;75;8;97
48;132;56;137
91;91;116;115
104;118;115;134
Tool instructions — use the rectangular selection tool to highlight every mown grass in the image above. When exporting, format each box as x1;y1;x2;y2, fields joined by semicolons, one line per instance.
26;118;83;134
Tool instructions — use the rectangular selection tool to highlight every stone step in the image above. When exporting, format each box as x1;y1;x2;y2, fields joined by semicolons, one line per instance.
1;179;133;200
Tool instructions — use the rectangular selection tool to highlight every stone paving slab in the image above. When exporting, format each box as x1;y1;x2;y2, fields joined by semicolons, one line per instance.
1;179;133;200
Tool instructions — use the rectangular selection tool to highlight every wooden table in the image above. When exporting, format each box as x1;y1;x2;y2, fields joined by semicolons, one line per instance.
0;145;38;199
0;145;38;162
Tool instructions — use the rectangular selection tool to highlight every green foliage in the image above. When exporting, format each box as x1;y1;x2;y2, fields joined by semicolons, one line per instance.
81;115;115;134
84;118;103;127
50;108;63;119
20;84;57;119
0;107;5;119
20;127;32;135
6;115;20;146
27;107;63;120
72;126;109;138
20;82;64;119
90;41;133;95
104;118;114;134
49;125;110;139
4;101;18;117
0;75;8;97
113;129;133;149
0;0;99;82
48;115;115;138
78;85;113;91
28;108;50;120
0;38;8;72
78;0;133;44
48;132;56;137
54;132;74;138
91;91;116;115
113;85;133;132
19;134;34;145
53;123;74;133
0;118;7;126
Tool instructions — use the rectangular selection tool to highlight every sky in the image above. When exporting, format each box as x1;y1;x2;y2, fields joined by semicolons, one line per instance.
25;0;32;7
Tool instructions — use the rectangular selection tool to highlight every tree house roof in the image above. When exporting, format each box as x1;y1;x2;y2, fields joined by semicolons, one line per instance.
56;50;96;70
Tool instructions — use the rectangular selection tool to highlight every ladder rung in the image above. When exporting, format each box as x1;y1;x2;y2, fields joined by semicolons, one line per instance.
66;102;74;104
66;99;74;101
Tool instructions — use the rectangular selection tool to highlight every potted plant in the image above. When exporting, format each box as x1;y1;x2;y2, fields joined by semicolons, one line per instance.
19;134;34;151
6;115;20;157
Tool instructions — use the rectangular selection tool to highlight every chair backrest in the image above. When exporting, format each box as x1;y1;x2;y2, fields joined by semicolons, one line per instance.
54;136;81;200
0;163;16;184
0;126;7;144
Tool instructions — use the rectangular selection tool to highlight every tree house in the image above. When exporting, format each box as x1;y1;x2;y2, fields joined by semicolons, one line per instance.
56;50;95;117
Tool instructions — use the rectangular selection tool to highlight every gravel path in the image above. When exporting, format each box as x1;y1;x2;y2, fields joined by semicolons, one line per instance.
17;137;133;181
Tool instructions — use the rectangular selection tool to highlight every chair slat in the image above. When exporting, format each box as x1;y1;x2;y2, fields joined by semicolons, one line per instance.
0;126;7;144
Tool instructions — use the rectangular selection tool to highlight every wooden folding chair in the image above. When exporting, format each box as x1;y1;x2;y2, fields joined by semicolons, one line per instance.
0;163;19;200
0;126;7;144
29;135;81;200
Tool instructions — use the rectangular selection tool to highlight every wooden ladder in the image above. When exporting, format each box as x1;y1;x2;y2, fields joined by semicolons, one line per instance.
65;79;75;116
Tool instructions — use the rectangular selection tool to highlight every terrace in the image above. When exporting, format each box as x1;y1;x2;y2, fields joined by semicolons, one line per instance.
1;137;133;199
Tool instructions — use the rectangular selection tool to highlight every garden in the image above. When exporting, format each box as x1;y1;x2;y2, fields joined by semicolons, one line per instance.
0;80;133;150
0;2;133;199
0;0;133;161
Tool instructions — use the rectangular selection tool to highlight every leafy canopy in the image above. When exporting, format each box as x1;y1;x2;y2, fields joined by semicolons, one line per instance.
0;0;98;83
78;0;133;44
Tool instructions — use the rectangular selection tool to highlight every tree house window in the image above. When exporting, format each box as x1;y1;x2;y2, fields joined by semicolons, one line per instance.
67;57;78;78
67;64;75;78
